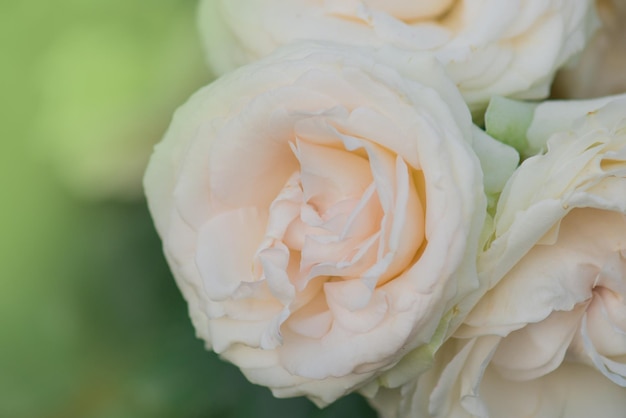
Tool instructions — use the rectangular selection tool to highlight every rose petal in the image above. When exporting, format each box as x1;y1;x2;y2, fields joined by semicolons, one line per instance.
196;206;266;300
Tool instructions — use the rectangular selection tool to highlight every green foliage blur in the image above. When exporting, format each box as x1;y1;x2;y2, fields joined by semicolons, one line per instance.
0;1;378;417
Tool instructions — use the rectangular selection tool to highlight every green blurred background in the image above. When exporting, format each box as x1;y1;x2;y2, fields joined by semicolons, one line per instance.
0;1;377;417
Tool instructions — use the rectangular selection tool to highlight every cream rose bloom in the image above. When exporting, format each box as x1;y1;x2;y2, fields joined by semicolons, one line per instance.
369;95;626;417
199;0;597;113
144;43;491;406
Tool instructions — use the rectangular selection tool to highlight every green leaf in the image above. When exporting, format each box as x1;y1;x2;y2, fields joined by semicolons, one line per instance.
485;96;538;157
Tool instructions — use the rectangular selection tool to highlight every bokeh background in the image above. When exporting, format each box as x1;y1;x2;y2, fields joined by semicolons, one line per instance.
0;1;377;417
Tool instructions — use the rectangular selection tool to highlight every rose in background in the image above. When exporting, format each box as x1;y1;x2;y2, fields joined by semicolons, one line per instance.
369;95;626;417
199;0;597;113
142;41;515;406
553;0;626;99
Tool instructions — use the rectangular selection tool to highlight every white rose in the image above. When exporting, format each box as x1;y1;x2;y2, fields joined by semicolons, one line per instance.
370;95;626;417
199;0;597;113
144;42;490;406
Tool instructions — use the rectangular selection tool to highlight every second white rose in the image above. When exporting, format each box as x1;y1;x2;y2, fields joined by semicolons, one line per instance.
199;0;597;113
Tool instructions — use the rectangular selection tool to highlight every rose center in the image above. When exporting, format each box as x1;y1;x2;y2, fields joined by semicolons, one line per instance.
558;209;626;375
253;139;384;293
